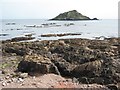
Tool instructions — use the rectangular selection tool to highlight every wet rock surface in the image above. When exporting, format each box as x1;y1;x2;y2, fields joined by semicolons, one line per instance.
1;38;120;89
2;36;35;42
41;33;81;37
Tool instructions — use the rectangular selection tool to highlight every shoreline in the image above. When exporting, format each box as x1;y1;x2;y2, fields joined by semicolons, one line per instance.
1;35;119;43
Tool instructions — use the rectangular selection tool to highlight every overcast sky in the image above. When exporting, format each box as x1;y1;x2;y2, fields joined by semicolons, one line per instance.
0;0;119;19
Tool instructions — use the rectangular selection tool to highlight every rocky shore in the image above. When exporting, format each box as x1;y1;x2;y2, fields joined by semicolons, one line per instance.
0;37;120;89
41;33;81;37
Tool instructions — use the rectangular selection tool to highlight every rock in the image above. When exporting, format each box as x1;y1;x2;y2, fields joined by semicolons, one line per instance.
0;33;9;36
18;54;60;75
112;59;120;75
53;59;73;76
4;46;27;56
107;84;118;90
11;78;18;82
92;18;99;20
5;76;10;79
72;77;79;83
114;73;120;82
11;37;35;42
91;77;104;84
59;40;66;46
78;77;89;84
6;22;16;25
117;83;120;90
18;78;24;82
0;71;3;74
72;60;103;77
32;76;36;79
7;79;12;83
2;82;7;86
25;34;33;37
66;79;72;82
50;10;97;20
41;33;81;37
2;38;119;85
0;78;3;82
18;73;28;78
1;70;6;74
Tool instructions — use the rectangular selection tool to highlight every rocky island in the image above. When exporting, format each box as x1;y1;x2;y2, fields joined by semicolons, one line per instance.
50;10;98;20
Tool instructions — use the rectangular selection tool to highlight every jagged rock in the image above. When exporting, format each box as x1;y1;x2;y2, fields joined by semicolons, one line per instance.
4;47;27;56
72;60;103;77
52;59;74;77
18;54;60;75
50;10;98;20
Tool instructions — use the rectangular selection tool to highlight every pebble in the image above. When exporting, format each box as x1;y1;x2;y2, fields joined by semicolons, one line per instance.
72;77;78;83
20;83;25;86
18;78;24;82
66;79;72;82
0;78;4;82
11;78;17;82
1;70;6;74
0;71;3;74
2;82;7;86
32;76;36;79
7;79;12;83
19;73;28;78
32;83;37;86
5;76;10;79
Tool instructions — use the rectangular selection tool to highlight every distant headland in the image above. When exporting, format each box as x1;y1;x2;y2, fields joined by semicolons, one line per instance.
50;10;98;20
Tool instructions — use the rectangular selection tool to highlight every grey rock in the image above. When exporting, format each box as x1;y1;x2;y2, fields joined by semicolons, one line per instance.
18;73;28;78
0;71;3;74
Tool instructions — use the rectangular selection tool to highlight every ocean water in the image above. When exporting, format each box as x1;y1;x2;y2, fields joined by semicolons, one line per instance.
0;19;118;41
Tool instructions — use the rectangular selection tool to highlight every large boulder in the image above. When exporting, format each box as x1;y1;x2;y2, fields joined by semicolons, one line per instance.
18;54;60;75
72;60;103;77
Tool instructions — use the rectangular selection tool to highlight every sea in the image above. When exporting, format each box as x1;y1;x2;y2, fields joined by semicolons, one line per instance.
0;19;118;41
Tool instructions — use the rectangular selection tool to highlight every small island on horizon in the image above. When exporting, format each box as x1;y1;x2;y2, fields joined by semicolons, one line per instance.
50;10;98;20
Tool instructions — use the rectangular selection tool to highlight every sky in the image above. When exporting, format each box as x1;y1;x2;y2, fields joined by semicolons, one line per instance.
0;0;119;19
